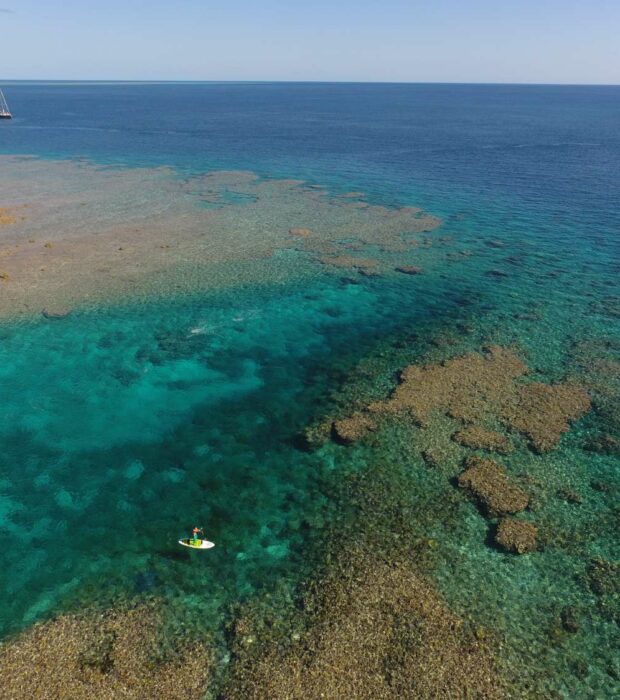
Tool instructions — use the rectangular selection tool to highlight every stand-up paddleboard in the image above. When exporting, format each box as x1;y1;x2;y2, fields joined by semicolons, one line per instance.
179;538;215;550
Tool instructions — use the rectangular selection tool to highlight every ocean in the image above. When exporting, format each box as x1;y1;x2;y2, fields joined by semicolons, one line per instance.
0;82;618;697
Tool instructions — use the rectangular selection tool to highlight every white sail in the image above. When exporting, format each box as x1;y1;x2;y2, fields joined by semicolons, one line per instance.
0;89;12;119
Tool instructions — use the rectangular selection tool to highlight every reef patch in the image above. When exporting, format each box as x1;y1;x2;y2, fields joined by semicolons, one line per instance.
330;346;589;453
225;547;506;700
457;456;529;516
0;600;211;699
495;518;538;554
453;426;513;454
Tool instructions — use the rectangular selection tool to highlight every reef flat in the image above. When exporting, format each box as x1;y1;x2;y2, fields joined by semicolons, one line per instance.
0;157;439;319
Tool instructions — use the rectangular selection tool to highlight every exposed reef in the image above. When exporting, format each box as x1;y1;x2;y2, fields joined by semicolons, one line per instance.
0;206;19;226
366;346;528;427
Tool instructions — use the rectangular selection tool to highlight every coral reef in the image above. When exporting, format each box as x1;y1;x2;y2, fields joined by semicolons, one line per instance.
0;601;211;699
587;558;620;622
500;382;590;453
225;548;505;700
453;426;513;454
0;158;441;318
329;346;589;452
495;518;538;554
332;413;376;444
367;345;528;427
457;456;529;516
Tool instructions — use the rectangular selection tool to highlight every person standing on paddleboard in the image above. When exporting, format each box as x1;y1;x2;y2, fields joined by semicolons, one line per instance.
192;527;203;545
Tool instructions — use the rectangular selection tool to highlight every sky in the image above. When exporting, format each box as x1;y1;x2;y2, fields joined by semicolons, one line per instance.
0;0;618;83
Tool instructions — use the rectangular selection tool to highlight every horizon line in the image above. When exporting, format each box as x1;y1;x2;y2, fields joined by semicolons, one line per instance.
0;79;619;87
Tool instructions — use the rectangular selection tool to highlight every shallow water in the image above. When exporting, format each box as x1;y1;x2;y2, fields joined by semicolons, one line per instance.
0;83;618;696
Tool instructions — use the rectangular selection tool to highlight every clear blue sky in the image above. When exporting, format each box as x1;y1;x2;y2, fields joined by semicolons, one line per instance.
1;0;618;83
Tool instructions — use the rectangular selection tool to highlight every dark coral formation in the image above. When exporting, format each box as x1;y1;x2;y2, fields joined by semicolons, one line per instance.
0;601;211;699
395;265;423;275
584;433;620;455
587;558;620;622
225;548;505;700
453;426;513;454
560;606;581;634
457;456;529;516
318;255;378;272
495;518;538;554
556;487;583;505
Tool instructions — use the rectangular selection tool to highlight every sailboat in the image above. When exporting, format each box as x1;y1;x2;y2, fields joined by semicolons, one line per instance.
0;90;12;119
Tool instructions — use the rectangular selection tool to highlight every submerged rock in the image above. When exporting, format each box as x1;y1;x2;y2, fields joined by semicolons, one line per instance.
453;426;513;454
421;448;443;469
42;306;71;319
289;227;313;237
486;269;509;278
458;456;529;516
319;255;378;272
587;558;620;598
495;518;538;554
395;265;423;275
556;487;583;505
560;606;581;634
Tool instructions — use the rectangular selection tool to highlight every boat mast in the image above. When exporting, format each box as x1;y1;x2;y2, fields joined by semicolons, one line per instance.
0;89;12;119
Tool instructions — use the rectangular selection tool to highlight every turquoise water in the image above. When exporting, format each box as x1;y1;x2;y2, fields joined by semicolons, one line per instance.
0;83;619;695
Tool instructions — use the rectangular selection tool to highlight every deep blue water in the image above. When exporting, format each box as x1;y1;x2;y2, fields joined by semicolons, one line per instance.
0;83;619;695
3;82;620;213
